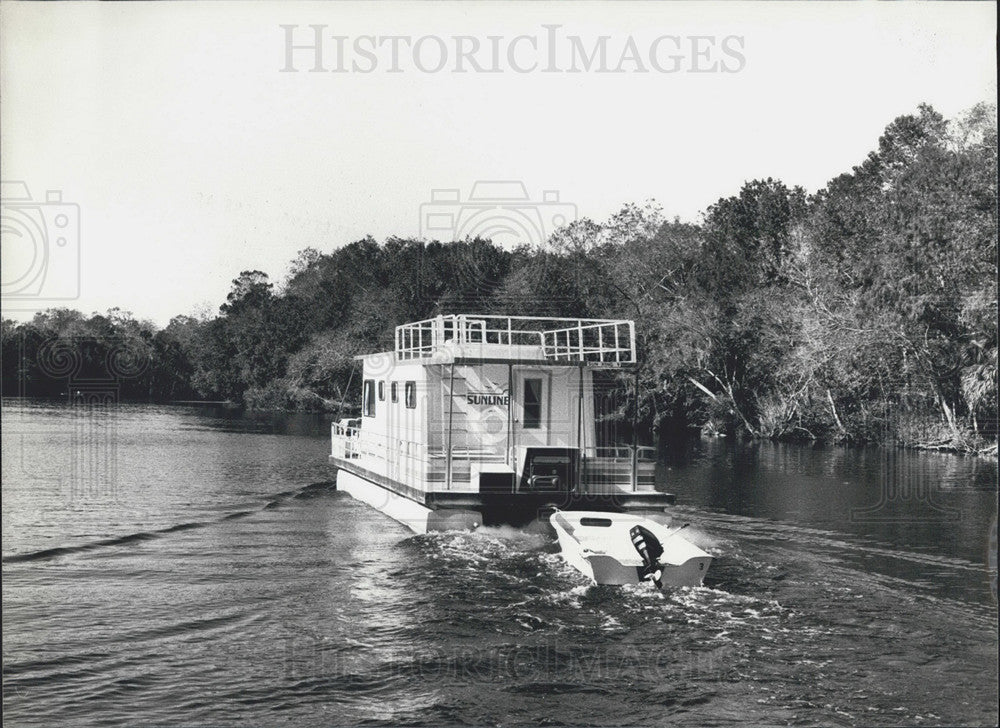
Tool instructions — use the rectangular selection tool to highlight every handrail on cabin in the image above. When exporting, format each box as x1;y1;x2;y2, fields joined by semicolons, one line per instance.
394;315;636;365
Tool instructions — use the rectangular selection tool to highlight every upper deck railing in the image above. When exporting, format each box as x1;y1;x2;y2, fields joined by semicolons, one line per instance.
395;315;636;366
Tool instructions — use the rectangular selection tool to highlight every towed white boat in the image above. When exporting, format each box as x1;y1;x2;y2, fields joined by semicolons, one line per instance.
550;510;712;589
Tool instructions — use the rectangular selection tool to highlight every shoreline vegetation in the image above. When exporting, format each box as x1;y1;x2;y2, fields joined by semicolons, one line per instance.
3;104;996;458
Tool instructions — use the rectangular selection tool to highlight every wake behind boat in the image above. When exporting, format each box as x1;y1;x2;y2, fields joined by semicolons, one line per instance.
550;510;712;589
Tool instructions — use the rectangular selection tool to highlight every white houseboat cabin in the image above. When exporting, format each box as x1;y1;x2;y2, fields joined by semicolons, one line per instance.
330;314;675;533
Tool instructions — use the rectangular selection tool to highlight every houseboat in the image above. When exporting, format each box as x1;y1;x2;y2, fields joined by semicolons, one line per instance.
329;314;680;534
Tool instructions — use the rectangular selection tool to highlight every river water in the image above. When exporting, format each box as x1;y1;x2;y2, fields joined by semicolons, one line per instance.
2;400;997;727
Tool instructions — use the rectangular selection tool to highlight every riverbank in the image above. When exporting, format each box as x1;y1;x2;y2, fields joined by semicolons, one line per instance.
7;393;996;462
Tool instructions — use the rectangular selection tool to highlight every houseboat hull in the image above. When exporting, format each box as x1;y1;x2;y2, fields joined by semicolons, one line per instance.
331;457;677;533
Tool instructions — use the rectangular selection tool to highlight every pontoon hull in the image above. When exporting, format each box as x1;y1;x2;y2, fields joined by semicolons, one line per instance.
331;457;678;533
336;470;482;533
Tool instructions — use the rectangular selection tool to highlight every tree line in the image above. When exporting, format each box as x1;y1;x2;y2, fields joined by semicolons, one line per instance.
2;104;996;454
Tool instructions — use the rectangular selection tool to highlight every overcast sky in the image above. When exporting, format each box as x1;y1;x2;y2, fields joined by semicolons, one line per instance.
1;1;995;327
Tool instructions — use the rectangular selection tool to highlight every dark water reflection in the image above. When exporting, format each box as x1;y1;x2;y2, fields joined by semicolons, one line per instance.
2;400;996;727
658;437;997;606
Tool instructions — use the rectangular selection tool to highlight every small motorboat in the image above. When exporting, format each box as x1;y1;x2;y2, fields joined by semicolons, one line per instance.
550;510;712;589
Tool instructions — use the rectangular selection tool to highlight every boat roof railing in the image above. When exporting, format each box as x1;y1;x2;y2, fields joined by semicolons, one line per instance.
395;314;636;366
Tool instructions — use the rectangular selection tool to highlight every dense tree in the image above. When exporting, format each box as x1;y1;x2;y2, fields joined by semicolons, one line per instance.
802;103;997;448
2;104;994;454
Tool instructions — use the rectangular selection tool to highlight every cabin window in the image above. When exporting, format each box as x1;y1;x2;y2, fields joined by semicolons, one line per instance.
362;379;376;417
378;381;385;401
390;382;398;403
405;381;416;409
523;378;542;429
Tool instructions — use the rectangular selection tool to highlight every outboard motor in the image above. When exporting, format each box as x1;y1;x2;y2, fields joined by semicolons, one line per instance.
630;525;664;588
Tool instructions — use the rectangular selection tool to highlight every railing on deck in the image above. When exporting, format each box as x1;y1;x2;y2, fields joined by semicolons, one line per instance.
580;445;658;492
330;419;361;459
540;320;635;364
331;419;655;493
584;446;657;461
395;315;635;365
330;421;505;489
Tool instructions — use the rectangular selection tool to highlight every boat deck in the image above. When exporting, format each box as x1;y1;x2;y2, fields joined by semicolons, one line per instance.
395;314;637;367
331;455;675;526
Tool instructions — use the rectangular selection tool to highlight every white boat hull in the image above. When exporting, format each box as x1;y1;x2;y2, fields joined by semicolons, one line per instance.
550;510;712;588
337;470;482;534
